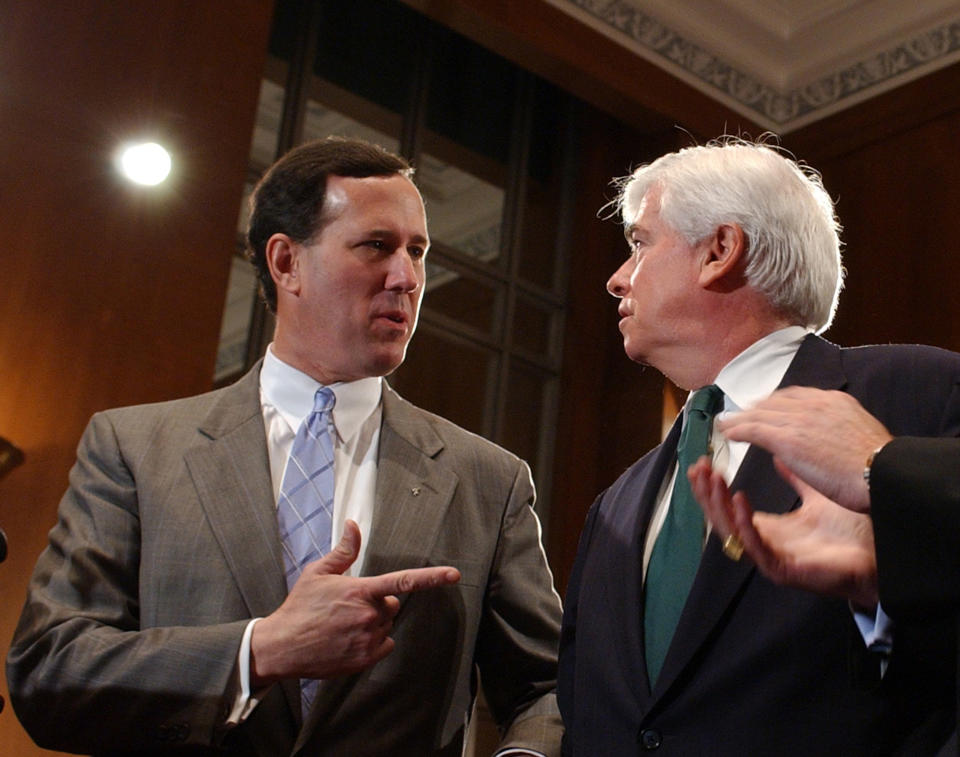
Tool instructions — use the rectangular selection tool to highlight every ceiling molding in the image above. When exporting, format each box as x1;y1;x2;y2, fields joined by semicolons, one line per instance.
551;0;960;133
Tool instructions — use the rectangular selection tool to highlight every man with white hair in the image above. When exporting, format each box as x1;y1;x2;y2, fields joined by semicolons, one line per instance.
557;139;960;755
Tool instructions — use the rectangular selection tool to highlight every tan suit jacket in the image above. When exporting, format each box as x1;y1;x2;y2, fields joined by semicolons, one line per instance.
7;363;563;755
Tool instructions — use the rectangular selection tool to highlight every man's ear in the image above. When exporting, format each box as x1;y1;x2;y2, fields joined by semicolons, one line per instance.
265;233;302;297
698;223;746;289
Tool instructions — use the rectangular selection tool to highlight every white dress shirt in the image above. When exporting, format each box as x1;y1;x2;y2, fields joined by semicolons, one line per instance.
260;344;383;576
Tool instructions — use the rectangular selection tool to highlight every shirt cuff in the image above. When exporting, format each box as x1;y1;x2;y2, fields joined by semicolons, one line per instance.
853;603;893;677
224;617;269;726
853;602;893;653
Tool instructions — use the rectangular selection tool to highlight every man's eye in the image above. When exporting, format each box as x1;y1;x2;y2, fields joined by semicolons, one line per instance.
365;239;386;250
408;246;426;259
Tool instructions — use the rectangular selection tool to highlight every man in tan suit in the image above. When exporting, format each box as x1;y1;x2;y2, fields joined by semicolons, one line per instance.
7;137;563;756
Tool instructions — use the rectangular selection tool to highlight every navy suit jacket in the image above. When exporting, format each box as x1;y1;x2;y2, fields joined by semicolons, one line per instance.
559;334;960;756
871;436;960;756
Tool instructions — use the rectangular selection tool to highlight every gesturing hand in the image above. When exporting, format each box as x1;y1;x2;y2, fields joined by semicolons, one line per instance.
717;387;892;512
251;520;460;685
688;457;879;610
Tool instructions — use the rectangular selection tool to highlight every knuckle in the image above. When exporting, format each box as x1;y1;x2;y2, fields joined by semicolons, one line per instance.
395;573;415;593
358;605;380;626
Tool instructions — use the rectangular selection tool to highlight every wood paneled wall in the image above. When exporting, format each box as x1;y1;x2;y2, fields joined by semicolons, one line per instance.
786;64;960;354
0;2;272;753
547;111;686;590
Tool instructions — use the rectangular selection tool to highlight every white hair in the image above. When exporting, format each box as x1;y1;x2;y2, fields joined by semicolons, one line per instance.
616;138;844;332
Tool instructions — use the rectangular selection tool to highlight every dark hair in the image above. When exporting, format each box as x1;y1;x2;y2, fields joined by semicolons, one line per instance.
246;136;413;312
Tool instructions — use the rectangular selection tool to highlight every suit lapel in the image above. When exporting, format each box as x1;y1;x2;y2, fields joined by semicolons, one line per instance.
778;332;847;392
651;333;849;696
183;363;287;616
601;417;683;703
362;386;458;577
652;443;796;695
181;364;302;723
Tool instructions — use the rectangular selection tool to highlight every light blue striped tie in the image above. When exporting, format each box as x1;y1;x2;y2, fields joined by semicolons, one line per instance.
277;386;336;718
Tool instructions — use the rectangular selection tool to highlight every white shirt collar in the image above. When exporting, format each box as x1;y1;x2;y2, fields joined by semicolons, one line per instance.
260;345;382;442
712;325;811;415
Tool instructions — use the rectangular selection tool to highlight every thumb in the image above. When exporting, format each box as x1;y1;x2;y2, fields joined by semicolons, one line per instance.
314;519;361;576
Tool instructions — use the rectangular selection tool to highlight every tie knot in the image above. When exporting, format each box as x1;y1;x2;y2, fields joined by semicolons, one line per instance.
313;387;336;415
689;384;723;417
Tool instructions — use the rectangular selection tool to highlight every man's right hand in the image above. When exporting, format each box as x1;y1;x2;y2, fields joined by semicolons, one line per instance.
249;520;460;686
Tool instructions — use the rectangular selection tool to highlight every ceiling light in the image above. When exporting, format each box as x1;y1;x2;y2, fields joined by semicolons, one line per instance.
118;142;172;186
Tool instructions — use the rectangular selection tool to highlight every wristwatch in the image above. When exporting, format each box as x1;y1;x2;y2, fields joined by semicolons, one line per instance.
862;445;885;488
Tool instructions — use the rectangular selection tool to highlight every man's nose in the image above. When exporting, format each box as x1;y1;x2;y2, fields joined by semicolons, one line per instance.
607;258;632;298
386;250;421;292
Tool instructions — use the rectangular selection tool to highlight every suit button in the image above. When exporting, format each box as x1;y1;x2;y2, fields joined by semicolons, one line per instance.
639;728;662;750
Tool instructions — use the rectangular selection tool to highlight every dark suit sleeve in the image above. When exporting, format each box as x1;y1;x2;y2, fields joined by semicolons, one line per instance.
871;436;960;618
475;459;564;756
5;412;248;753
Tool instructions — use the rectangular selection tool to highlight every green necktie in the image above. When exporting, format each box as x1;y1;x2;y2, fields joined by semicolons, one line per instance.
644;384;724;685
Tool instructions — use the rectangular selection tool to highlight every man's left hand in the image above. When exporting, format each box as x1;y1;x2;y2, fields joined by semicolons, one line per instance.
688;456;879;610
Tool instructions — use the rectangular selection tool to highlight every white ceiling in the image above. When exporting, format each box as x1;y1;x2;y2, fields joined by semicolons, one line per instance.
551;0;960;132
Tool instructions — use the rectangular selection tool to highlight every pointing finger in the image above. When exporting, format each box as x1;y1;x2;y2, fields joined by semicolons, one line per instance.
363;566;461;598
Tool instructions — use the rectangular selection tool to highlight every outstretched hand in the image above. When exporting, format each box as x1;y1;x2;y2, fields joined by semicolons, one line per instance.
251;520;460;685
688;457;879;610
717;387;892;512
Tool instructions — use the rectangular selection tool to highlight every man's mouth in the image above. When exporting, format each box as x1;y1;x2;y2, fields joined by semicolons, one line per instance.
376;310;407;325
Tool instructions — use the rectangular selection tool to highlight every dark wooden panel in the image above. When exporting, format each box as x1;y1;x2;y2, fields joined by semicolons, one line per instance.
783;62;960;353
546;110;682;591
810;113;960;353
0;2;272;753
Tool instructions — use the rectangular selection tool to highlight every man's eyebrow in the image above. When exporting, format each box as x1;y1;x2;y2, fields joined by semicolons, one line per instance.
365;228;430;248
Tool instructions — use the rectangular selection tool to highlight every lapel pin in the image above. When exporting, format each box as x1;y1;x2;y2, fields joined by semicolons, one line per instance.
411;486;421;497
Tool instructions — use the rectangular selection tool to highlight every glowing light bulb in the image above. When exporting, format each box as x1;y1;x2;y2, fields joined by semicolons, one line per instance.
119;142;172;186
